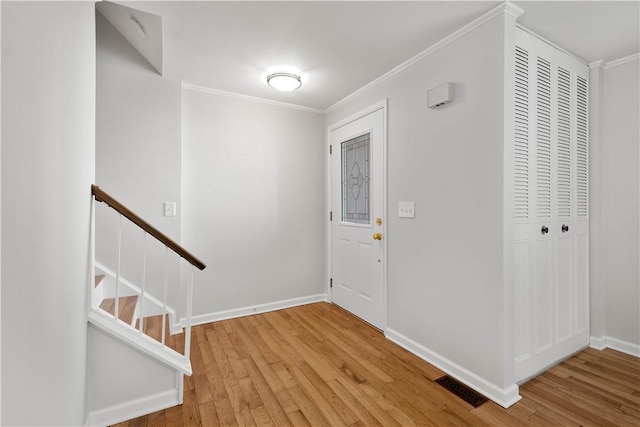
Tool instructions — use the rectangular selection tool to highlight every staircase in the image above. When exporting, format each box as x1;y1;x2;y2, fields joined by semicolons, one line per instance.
91;262;185;360
86;185;205;426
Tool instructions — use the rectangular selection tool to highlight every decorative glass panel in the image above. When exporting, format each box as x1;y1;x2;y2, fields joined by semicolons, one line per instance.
341;133;370;224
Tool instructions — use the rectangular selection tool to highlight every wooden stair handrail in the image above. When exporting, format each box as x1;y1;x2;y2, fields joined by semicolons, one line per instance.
92;185;206;270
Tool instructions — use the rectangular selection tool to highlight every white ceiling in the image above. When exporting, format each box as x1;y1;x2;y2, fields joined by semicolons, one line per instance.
113;1;640;111
515;1;639;64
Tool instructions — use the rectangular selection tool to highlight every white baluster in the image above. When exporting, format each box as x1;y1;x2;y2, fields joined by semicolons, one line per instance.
139;232;147;334
161;246;169;346
114;214;122;321
184;266;194;361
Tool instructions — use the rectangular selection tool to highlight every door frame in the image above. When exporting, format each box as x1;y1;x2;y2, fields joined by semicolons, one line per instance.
326;99;388;330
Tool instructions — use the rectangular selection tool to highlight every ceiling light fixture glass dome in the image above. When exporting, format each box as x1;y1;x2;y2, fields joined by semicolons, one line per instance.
266;72;302;92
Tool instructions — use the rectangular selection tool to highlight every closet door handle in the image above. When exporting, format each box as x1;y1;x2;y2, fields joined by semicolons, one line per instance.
562;224;569;233
541;225;549;235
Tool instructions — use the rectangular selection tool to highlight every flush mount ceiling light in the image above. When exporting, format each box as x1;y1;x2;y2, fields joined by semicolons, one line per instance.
266;72;302;92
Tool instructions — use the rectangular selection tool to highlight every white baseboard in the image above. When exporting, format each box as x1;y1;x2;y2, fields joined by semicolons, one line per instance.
86;389;179;427
602;336;640;357
385;328;521;409
184;293;329;326
589;335;607;350
590;335;639;357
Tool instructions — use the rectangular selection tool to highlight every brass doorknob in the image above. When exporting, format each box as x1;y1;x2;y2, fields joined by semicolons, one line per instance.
373;232;383;241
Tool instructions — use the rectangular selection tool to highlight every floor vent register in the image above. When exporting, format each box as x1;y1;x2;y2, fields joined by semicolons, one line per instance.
435;375;488;407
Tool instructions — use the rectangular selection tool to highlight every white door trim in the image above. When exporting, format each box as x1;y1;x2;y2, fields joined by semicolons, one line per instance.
326;99;388;330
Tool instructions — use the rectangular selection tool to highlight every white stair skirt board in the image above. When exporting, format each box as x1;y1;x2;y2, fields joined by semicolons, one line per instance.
95;261;182;335
591;336;640;358
85;386;181;427
88;309;192;375
385;328;522;408
183;293;329;327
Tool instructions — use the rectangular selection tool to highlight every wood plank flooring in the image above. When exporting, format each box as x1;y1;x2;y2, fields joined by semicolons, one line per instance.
112;302;640;427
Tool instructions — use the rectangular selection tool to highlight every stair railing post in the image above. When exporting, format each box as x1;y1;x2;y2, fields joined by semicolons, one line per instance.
114;214;122;321
184;266;194;361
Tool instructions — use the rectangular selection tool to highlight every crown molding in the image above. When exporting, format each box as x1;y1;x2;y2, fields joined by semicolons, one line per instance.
504;1;525;19
589;53;640;70
182;82;324;114
325;2;521;113
605;53;640;69
588;59;607;70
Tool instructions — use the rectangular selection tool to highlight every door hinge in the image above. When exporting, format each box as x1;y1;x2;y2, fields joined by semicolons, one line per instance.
329;144;332;155
330;278;333;288
330;211;333;221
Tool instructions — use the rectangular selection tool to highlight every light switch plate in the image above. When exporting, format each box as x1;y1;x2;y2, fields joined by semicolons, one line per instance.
398;202;415;218
164;202;177;217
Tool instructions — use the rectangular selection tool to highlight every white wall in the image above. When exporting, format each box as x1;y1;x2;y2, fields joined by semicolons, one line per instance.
0;2;2;424
182;88;325;317
0;2;3;421
1;2;95;425
96;12;182;305
325;14;508;392
589;62;607;348
85;325;180;425
602;57;640;353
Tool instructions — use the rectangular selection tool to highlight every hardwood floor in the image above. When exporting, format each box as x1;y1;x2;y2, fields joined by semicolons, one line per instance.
113;302;640;427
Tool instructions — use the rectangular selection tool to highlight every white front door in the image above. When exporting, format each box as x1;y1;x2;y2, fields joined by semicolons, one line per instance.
330;103;386;330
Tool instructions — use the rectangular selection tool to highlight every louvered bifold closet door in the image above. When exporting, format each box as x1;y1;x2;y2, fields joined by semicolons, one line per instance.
513;29;589;383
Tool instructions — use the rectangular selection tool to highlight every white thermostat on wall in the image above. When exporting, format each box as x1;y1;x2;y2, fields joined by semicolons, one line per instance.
428;82;453;108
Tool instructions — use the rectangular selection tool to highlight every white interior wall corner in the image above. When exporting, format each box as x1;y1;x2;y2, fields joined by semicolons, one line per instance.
501;5;520;389
588;62;607;342
601;58;640;347
181;87;325;316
